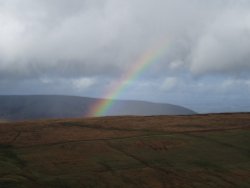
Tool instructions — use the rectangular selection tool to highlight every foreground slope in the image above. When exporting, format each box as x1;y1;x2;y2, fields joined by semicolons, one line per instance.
0;113;250;188
0;95;195;120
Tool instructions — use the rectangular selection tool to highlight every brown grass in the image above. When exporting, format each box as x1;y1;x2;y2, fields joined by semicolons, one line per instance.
0;113;250;188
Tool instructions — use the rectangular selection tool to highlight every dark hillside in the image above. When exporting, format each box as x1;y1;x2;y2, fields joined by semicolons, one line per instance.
0;95;195;120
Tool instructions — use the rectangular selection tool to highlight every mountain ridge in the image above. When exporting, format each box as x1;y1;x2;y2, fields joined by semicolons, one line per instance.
0;95;195;120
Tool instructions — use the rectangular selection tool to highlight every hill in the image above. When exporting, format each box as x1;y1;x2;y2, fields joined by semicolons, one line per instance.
0;113;249;187
0;95;195;120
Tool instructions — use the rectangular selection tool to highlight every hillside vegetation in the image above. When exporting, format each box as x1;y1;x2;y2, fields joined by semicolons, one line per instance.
0;113;249;188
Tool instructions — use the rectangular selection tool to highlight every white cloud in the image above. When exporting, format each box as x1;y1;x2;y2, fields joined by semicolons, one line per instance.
168;60;184;71
221;78;250;89
161;77;178;91
72;77;95;90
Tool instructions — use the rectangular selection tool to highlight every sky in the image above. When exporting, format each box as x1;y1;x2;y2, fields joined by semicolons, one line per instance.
0;0;250;113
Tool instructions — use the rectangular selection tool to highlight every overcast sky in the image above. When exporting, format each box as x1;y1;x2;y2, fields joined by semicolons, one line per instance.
0;0;250;113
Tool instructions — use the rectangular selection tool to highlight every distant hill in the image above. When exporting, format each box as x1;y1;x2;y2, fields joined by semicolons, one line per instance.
0;95;195;120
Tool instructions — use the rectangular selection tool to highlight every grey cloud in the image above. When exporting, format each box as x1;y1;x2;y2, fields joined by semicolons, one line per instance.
191;8;250;75
0;0;250;81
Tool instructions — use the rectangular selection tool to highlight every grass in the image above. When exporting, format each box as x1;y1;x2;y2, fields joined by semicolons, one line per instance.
0;113;249;187
0;144;30;188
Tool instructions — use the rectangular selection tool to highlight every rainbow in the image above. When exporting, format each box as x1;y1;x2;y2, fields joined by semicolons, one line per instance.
87;40;168;117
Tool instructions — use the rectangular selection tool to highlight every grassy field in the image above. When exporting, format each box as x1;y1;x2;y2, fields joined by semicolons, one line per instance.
0;113;249;187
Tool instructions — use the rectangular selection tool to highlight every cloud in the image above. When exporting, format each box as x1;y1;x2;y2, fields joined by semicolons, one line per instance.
1;0;250;81
72;77;96;90
161;77;178;91
221;78;250;90
0;0;250;112
190;8;250;75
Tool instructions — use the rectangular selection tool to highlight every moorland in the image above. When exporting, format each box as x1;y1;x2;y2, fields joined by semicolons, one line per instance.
0;113;249;188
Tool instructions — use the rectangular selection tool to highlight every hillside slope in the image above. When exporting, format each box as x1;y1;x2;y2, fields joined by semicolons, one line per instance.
0;113;249;188
0;95;195;120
